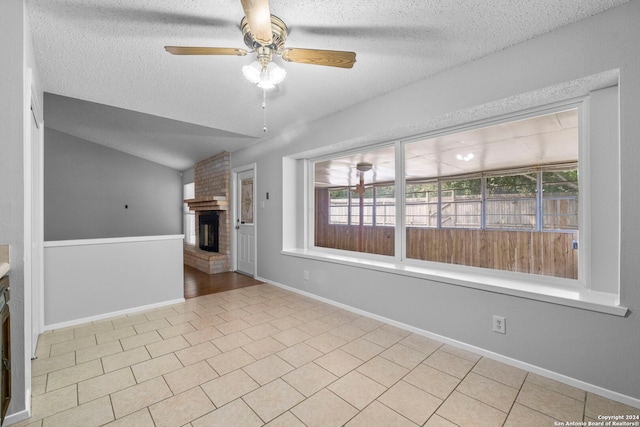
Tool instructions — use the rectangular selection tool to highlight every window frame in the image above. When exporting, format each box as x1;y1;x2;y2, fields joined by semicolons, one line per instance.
398;102;586;286
296;90;624;315
311;101;585;283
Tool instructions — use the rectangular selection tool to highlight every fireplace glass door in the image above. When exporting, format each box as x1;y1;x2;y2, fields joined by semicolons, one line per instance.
199;212;219;252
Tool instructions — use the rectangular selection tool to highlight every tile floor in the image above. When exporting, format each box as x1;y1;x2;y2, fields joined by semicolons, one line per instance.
14;283;639;427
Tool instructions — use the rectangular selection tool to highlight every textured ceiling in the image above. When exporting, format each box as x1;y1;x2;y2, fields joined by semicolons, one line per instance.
26;0;627;170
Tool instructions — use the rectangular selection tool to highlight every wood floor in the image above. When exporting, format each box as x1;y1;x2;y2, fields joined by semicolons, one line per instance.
183;265;264;299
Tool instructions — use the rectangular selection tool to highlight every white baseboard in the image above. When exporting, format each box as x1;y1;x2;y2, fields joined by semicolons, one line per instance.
258;276;640;410
43;298;186;331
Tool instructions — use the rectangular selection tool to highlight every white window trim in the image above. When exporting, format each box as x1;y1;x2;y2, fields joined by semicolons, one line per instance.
282;247;625;316
183;182;196;246
285;89;626;317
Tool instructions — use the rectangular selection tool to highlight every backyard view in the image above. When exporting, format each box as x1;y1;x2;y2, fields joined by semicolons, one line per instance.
315;108;580;279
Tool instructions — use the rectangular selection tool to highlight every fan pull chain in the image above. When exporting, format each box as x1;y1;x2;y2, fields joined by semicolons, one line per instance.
262;89;268;133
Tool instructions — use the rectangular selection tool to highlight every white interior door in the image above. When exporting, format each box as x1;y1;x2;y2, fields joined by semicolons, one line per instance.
236;169;256;276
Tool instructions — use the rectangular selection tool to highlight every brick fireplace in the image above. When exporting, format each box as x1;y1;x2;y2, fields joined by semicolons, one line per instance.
183;152;231;274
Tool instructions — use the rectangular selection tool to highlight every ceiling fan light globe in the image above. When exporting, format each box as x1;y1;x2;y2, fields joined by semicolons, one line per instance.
267;62;286;85
257;80;276;90
242;61;262;84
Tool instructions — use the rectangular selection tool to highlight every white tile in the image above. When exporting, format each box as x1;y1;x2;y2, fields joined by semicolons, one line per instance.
436;391;507;426
243;354;294;385
201;369;259;407
378;380;442;425
291;389;358;427
78;368;135;404
111;377;172;419
357;356;409;387
148;387;215;427
164;360;219;394
131;353;183;383
282;363;338;397
243;379;305;423
328;371;386;410
42;396;114;427
346;401;417;427
192;399;263;427
46;359;103;392
277;343;323;368
206;347;256;376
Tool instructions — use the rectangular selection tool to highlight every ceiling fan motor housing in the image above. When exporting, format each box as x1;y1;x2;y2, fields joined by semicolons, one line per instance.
241;15;288;54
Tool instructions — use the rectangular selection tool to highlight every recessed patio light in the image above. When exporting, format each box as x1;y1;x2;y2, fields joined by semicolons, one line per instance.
456;153;475;162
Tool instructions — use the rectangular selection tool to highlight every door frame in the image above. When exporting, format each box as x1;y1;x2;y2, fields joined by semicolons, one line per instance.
231;163;257;277
22;67;44;420
30;82;44;350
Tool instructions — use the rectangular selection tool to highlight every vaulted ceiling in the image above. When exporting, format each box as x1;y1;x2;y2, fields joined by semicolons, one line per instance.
26;0;627;170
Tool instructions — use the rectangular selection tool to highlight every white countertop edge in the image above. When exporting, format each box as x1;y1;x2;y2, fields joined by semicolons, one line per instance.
282;248;628;317
45;235;185;248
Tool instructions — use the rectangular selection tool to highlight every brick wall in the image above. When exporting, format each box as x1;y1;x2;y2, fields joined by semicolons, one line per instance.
194;152;229;200
186;152;231;274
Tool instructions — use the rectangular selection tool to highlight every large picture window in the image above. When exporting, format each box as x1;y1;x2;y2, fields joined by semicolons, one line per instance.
294;85;621;310
314;106;580;280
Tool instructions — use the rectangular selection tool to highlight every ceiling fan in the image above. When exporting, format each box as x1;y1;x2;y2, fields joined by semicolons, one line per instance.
164;0;357;71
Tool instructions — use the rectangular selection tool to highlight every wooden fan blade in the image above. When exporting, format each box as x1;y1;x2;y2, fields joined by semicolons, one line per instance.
240;0;273;45
164;46;248;56
281;48;356;69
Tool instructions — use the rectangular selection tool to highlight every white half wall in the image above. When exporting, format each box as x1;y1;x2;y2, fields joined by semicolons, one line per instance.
43;235;184;326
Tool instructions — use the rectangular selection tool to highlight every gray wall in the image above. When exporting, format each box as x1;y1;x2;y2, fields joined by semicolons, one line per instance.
232;2;640;402
44;129;183;241
182;167;195;185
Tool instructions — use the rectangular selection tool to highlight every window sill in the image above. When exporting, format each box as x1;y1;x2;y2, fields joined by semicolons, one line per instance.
281;248;627;317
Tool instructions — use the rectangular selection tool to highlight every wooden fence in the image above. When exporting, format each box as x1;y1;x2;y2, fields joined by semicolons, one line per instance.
314;224;395;256
315;188;578;279
405;227;577;279
314;222;577;279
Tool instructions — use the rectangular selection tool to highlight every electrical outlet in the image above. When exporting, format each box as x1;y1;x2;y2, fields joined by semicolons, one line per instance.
303;270;309;281
493;315;506;334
